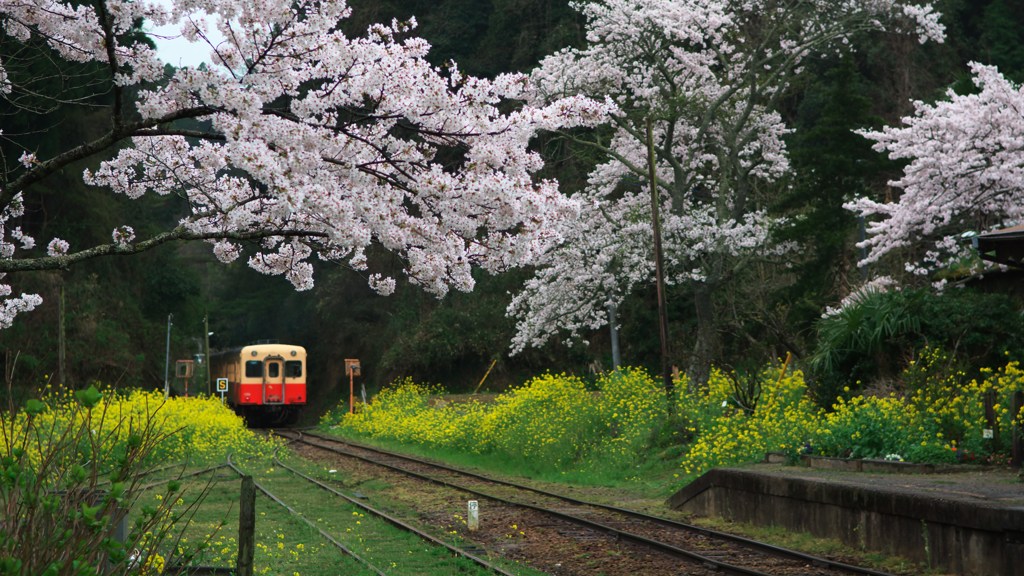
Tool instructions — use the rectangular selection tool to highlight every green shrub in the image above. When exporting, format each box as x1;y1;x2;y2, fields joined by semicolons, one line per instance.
811;287;1024;398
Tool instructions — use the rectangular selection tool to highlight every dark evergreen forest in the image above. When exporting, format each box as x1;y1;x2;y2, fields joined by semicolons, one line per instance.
2;0;1024;415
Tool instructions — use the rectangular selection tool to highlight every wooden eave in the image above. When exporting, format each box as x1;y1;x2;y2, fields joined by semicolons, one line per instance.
973;224;1024;269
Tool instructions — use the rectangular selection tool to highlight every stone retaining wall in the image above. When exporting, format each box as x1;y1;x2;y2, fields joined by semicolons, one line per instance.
667;468;1024;575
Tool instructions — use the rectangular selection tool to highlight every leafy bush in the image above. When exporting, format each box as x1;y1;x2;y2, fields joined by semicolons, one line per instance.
0;386;278;575
811;287;1024;399
810;287;922;398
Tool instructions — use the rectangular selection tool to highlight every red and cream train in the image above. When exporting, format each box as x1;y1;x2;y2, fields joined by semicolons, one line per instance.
209;342;307;426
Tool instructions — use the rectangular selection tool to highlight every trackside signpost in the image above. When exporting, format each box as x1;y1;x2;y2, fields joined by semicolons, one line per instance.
345;359;361;414
216;378;228;403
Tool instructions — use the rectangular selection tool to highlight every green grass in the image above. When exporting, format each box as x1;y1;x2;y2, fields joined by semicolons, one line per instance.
256;464;479;574
316;427;686;500
266;452;549;576
131;465;369;575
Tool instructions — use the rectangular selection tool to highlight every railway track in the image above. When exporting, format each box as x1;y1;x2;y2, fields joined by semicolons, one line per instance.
280;429;901;576
224;453;520;576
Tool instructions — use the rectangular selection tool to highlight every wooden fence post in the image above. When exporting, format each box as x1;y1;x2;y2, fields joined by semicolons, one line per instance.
237;475;255;576
983;389;999;445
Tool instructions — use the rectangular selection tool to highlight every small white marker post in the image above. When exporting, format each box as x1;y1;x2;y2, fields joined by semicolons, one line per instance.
467;500;479;531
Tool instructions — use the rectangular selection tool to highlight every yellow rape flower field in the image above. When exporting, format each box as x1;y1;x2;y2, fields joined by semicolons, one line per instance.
326;368;672;485
325;351;1024;493
1;387;277;467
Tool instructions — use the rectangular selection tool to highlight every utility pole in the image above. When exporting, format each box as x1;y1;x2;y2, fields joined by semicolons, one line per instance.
58;279;66;388
163;313;173;399
204;314;211;395
646;117;673;404
608;303;621;370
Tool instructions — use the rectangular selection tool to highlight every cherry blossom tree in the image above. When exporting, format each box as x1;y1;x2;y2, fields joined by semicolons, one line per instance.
0;0;613;330
847;62;1024;280
509;0;944;385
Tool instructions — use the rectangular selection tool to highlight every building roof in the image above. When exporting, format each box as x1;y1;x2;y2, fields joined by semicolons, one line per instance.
973;224;1024;269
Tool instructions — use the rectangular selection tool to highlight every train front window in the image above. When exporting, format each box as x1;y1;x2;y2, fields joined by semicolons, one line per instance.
268;363;280;378
285;361;302;378
245;361;262;378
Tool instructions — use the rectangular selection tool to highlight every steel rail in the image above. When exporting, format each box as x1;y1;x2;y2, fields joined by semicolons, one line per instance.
271;453;521;576
225;455;388;576
96;460;200;488
135;463;233;492
302;430;896;576
286;431;785;576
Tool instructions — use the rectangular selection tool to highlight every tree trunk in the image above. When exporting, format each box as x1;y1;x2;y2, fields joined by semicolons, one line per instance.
647;119;674;405
689;281;717;388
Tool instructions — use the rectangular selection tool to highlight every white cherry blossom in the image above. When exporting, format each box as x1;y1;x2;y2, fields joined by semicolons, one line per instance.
848;62;1024;276
46;239;70;257
112;226;135;247
510;0;944;368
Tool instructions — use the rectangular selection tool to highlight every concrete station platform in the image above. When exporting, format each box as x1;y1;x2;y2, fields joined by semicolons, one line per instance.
667;460;1024;575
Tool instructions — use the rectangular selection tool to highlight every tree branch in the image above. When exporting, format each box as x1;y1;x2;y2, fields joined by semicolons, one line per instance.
0;227;328;273
2;105;218;206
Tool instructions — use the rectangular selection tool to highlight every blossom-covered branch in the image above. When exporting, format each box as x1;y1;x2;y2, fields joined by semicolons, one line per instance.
0;226;329;273
0;0;613;328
